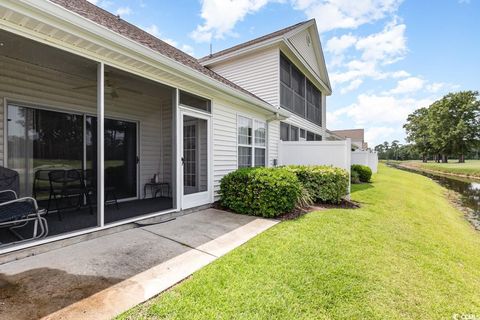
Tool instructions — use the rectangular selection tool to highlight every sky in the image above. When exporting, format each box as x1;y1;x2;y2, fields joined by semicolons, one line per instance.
87;0;479;146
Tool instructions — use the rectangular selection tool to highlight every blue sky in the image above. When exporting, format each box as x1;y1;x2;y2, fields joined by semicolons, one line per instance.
88;0;479;146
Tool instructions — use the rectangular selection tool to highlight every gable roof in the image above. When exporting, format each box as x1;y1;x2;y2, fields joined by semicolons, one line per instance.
48;0;271;105
198;20;311;62
199;19;331;94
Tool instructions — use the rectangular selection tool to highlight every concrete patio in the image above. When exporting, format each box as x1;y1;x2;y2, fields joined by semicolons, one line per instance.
0;209;278;320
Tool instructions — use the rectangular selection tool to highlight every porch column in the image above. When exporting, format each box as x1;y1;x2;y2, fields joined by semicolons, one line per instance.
97;62;105;226
175;88;181;210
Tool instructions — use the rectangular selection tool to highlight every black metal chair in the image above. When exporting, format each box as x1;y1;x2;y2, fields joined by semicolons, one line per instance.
48;169;88;221
0;167;48;245
84;169;119;210
33;170;53;209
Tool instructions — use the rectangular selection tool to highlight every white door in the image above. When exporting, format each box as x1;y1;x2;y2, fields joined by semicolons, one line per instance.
181;110;211;209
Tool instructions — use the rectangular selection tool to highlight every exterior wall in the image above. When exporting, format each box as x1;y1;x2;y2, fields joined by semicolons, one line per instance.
288;28;322;80
268;120;280;166
0;55;172;197
212;99;270;199
209;47;280;107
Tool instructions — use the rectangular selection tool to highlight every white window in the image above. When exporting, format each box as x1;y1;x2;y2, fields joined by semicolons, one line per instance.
237;116;267;168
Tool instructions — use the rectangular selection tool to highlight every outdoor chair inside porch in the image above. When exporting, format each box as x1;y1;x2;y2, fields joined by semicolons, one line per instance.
48;169;92;220
0;166;48;245
84;169;119;210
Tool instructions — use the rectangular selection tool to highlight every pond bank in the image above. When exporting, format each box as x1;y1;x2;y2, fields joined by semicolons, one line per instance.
388;162;480;231
398;161;480;180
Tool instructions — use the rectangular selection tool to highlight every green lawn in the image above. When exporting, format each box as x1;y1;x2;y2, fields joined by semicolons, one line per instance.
118;164;480;319
405;160;480;179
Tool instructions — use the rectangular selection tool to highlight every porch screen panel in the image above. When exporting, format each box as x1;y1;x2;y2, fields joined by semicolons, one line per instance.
7;105;83;198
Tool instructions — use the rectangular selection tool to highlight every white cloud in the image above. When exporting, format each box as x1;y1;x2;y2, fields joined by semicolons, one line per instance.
181;44;195;56
340;79;363;94
326;34;357;54
87;0;113;8
143;24;161;37
141;25;195;56
365;126;396;145
355;19;407;64
391;70;410;78
115;7;132;16
327;19;408;92
388;76;425;94
191;0;272;43
426;82;445;93
330;93;433;126
293;0;403;33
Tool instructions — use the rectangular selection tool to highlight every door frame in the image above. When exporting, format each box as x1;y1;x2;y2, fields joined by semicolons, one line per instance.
178;107;212;210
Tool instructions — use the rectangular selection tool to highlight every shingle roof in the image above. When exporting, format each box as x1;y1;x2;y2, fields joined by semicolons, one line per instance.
48;0;270;104
330;129;365;141
199;20;312;63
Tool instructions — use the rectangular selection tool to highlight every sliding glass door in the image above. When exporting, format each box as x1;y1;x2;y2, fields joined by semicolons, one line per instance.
7;105;84;198
7;104;138;201
86;116;138;200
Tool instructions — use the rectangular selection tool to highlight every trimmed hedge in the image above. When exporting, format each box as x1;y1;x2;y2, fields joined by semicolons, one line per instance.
285;165;349;204
219;167;302;218
220;165;350;218
351;164;372;183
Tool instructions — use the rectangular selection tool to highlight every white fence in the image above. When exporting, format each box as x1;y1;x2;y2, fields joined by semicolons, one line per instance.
278;139;352;197
278;139;352;172
351;150;378;173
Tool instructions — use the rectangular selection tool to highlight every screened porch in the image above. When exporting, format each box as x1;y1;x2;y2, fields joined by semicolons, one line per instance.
0;29;178;246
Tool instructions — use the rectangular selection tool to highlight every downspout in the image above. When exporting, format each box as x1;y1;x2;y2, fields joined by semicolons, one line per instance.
266;112;289;167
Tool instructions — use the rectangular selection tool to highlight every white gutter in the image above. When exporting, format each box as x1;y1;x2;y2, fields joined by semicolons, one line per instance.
8;0;289;117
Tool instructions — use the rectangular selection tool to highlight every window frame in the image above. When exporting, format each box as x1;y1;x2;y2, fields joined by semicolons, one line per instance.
237;115;267;168
179;90;211;113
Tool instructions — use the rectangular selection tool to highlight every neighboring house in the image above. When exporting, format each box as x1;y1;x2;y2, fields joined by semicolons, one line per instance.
0;0;331;252
330;129;368;150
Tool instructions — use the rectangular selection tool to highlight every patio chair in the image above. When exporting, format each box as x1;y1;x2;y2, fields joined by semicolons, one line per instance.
0;167;48;244
33;169;53;210
84;169;119;210
49;169;89;221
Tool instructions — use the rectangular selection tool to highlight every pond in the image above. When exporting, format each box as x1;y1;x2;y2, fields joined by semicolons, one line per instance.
389;163;480;228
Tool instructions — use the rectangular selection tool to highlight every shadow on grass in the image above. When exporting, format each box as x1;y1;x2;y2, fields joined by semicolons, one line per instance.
351;183;374;194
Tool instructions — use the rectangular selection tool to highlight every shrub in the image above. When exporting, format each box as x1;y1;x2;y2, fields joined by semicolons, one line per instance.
351;170;361;184
351;164;372;183
219;167;302;218
285;165;350;204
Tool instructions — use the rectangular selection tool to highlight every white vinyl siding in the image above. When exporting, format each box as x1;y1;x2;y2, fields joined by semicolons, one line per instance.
288;28;322;80
212;100;270;199
268;120;280;166
0;55;173;197
209;47;280;107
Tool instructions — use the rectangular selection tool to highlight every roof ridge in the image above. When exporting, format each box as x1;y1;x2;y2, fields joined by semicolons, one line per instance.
199;19;313;63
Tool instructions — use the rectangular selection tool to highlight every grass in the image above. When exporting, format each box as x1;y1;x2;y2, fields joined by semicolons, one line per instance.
405;160;480;178
118;164;480;319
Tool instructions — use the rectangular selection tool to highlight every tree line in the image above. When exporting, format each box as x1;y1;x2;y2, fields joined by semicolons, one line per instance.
375;91;480;162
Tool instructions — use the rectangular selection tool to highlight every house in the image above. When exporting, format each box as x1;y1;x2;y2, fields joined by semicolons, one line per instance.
330;129;368;150
0;0;331;252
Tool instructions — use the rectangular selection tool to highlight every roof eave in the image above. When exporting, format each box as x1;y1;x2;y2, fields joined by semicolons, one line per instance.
9;0;285;117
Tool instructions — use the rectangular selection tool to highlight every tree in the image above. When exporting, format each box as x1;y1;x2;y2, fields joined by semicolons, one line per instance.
404;91;480;162
404;107;431;162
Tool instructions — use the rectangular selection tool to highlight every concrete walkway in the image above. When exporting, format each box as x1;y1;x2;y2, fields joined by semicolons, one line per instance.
0;209;278;320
